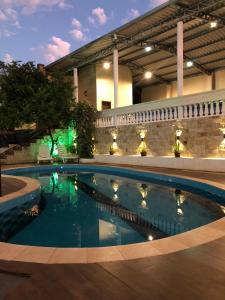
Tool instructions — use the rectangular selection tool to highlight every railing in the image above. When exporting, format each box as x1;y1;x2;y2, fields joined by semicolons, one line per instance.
96;89;225;128
96;201;191;236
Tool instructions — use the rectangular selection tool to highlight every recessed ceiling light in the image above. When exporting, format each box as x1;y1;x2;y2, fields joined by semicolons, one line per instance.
186;61;194;68
103;62;110;69
145;46;152;52
210;21;218;28
144;71;152;79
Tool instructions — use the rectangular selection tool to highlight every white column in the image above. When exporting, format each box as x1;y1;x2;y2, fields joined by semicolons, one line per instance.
113;48;119;108
177;21;184;97
73;68;78;102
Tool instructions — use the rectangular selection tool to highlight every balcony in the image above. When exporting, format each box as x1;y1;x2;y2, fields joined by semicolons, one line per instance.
96;89;225;128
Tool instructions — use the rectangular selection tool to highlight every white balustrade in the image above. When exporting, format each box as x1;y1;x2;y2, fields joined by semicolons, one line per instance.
96;89;225;128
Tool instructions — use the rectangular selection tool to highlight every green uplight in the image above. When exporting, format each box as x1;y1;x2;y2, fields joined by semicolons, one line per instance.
39;127;77;159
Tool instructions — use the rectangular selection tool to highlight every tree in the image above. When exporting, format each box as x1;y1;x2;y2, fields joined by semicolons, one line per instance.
31;72;74;155
0;61;37;196
72;101;97;158
0;61;47;127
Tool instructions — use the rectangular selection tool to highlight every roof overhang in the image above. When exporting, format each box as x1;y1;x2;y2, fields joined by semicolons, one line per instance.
46;0;225;87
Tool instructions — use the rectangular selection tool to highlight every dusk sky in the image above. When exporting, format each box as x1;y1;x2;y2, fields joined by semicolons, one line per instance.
0;0;167;65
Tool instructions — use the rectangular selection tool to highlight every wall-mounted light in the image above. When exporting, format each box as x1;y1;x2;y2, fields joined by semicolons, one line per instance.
210;21;218;28
112;133;118;149
109;130;119;155
140;129;147;140
186;61;194;68
138;129;148;156
144;71;152;79
176;129;182;139
103;62;111;70
173;129;184;158
145;46;152;52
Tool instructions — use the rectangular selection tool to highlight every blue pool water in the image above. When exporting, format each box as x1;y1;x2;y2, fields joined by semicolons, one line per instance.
1;167;225;248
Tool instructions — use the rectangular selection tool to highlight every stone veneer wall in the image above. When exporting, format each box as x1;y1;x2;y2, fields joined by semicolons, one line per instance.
95;116;225;158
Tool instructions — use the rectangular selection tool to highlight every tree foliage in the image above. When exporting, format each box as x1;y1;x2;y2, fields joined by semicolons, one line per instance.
72;101;97;158
0;61;74;154
0;61;46;130
31;72;74;154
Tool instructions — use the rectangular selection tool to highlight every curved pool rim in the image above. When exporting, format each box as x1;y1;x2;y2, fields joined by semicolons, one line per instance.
1;164;225;264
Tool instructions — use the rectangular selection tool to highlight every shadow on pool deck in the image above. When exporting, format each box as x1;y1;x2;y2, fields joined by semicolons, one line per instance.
0;163;225;299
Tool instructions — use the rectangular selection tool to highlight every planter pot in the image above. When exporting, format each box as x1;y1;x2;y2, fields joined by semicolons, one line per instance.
174;151;181;158
141;152;147;157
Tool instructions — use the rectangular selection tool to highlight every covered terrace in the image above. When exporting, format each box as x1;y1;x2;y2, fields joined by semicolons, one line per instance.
46;0;225;111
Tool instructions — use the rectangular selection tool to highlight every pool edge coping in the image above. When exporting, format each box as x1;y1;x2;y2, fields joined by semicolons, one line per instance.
0;164;224;264
0;175;41;205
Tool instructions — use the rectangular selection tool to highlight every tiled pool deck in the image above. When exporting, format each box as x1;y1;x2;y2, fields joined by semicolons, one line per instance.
0;163;225;299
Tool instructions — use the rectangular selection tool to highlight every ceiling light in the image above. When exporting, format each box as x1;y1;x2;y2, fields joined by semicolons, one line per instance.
145;46;152;52
186;61;194;68
210;21;218;28
144;71;152;79
103;62;110;69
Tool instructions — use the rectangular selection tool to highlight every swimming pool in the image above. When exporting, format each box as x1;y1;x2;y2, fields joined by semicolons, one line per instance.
1;165;225;248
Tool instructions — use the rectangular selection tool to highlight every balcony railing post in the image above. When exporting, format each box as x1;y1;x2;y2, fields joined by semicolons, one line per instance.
222;100;225;115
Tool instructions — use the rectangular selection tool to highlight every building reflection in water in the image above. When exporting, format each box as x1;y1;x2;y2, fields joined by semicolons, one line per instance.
8;172;220;247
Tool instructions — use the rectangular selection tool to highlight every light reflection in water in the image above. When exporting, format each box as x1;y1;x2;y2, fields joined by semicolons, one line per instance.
173;189;185;217
138;183;151;209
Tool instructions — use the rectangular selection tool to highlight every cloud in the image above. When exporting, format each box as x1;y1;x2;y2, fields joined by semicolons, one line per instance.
150;0;168;8
122;8;140;24
72;18;82;29
0;7;21;30
14;20;21;28
0;29;15;38
0;1;72;15
70;29;86;41
89;7;107;26
3;53;13;63
5;8;18;21
70;17;87;41
129;8;140;18
44;36;71;63
0;10;7;21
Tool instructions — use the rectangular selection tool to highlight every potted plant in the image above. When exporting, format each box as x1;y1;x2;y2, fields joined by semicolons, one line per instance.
173;138;184;158
140;149;147;156
109;145;115;155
